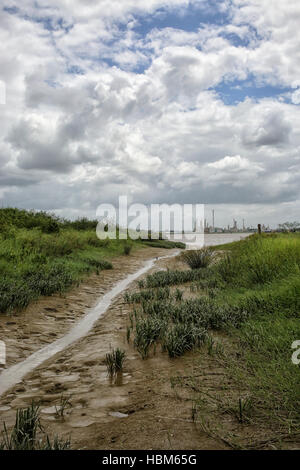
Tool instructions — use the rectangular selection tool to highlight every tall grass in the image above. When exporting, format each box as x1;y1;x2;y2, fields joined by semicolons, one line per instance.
216;233;300;287
134;315;167;358
127;232;300;433
181;247;214;269
141;240;185;249
162;323;207;358
0;403;70;450
105;348;126;376
0;228;114;313
130;295;225;358
0;208;183;314
124;287;170;304
207;233;300;432
141;267;210;288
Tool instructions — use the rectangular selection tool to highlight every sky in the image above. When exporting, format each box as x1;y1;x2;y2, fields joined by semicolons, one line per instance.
0;0;300;228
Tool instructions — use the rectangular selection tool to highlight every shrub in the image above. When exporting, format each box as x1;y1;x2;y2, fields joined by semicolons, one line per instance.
123;243;132;255
182;247;214;269
0;208;61;231
65;217;98;231
42;220;60;234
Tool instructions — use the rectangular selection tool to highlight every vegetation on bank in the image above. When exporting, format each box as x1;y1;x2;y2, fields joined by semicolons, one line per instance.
181;247;214;269
126;234;300;434
0;208;184;314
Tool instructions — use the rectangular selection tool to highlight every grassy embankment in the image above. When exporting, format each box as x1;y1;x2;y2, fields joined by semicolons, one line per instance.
125;233;300;439
0;208;184;314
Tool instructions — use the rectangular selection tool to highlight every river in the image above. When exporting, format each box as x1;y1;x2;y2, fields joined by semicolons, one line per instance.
164;232;251;249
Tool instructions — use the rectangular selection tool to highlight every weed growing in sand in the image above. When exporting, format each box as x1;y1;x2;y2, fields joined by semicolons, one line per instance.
43;434;71;450
175;288;183;301
134;315;167;359
237;397;253;424
205;334;215;356
182;247;214;269
126;325;131;343
191;401;198;422
105;348;126;376
55;395;72;420
123;243;132;255
124;287;170;304
162;323;207;358
2;402;41;450
0;402;70;450
144;268;210;288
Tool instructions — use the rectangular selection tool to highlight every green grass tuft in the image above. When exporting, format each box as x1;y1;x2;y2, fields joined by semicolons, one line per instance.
105;348;126;376
0;403;70;450
181;247;214;269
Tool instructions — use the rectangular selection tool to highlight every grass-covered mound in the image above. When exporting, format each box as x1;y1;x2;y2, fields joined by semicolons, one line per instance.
0;208;183;313
126;233;300;433
211;233;300;431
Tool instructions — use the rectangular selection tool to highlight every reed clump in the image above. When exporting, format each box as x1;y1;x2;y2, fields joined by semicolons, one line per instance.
105;348;126;376
181;247;214;269
0;403;71;450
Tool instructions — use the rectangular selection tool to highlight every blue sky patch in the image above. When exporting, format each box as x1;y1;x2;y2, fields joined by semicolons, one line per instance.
2;2;292;105
132;3;229;37
215;79;293;105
